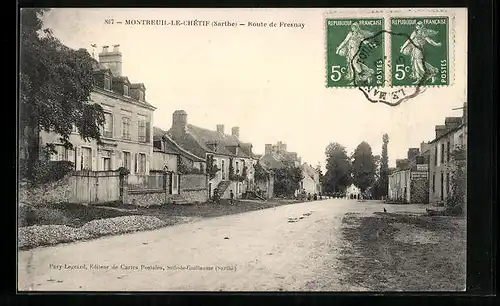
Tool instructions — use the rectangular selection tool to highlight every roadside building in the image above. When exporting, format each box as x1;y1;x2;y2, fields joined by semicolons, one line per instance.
166;110;258;199
39;45;155;179
388;148;429;204
428;107;467;205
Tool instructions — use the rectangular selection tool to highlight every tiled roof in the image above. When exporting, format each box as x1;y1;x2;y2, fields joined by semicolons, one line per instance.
302;163;318;179
168;124;254;159
259;154;286;169
153;127;166;140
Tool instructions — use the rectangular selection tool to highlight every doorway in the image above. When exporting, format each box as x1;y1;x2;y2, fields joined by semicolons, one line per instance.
171;173;179;195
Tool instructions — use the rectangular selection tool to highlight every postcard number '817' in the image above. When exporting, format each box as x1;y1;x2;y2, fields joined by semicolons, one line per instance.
330;65;346;82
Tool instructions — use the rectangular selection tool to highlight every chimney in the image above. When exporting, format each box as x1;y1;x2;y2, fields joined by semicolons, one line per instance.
407;148;420;161
98;44;122;76
171;110;187;139
216;124;225;134
435;125;447;139
265;144;272;155
420;141;430;153
445;117;462;130
231;127;240;138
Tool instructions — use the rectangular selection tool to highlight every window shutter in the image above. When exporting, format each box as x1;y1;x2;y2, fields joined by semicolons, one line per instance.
145;122;151;143
134;153;138;174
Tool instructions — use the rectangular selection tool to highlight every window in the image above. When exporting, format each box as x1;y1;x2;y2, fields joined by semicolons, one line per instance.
138;153;147;174
123;151;131;170
103;112;113;138
446;140;451;162
103;157;111;171
50;145;68;161
432;173;436;193
123;85;129;96
221;160;226;180
104;76;111;90
122;117;131;140
81;147;92;170
138;120;146;142
434;146;438;166
236;161;239;174
139;90;144;101
440;143;445;164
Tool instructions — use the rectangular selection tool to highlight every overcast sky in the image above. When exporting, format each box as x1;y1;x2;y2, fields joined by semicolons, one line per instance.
40;8;467;169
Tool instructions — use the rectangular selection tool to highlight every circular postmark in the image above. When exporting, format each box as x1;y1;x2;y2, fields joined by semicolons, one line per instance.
351;30;431;106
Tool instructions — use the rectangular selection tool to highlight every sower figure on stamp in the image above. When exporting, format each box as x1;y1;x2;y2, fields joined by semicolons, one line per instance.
336;22;377;85
400;21;442;84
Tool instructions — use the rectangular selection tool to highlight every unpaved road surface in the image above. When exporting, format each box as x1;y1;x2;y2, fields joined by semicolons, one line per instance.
18;199;428;291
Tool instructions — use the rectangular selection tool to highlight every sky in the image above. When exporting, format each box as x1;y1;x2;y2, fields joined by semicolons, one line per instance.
39;8;467;170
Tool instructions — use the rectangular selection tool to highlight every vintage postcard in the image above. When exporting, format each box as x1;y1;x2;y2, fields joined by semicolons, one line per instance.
18;7;467;292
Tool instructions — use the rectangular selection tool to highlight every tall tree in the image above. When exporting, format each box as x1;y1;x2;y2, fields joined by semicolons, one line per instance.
323;142;352;194
20;9;105;179
378;134;390;197
352;141;376;194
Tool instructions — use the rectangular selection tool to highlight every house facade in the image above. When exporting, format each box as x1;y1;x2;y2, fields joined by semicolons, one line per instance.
388;148;429;204
40;45;155;178
299;163;322;195
428;112;467;205
346;184;361;199
166;110;258;199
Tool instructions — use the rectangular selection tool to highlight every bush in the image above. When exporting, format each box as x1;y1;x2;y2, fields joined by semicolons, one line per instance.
20;159;74;185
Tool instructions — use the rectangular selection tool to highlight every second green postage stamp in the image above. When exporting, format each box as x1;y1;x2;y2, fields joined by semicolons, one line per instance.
326;18;385;88
390;17;449;86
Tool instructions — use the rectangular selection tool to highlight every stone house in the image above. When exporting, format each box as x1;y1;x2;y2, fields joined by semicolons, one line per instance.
428;108;467;205
299;163;322;195
39;45;155;180
346;184;361;199
388;147;429;204
166;110;258;199
151;127;207;196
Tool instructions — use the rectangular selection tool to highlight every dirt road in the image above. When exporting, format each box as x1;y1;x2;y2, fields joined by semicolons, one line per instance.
18;199;428;291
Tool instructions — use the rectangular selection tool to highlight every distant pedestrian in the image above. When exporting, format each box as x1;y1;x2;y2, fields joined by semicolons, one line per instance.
230;190;234;205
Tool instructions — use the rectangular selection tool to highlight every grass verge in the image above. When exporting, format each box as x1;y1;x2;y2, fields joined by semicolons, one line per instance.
339;212;466;291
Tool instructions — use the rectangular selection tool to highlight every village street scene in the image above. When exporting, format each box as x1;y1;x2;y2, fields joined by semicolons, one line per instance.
18;8;467;291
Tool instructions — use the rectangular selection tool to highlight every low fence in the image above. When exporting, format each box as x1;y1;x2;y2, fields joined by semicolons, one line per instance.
127;173;165;191
19;170;121;206
19;170;209;206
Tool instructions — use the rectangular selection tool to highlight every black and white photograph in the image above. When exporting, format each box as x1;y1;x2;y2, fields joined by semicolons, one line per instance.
18;7;468;292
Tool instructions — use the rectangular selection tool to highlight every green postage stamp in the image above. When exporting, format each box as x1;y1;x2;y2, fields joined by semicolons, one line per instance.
325;14;451;89
390;17;449;87
325;18;385;88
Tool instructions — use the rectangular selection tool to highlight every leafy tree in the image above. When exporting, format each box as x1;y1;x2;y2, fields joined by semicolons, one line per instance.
254;161;269;182
352;141;376;194
20;8;105;180
323;142;352;194
273;166;304;197
206;155;220;180
446;145;466;215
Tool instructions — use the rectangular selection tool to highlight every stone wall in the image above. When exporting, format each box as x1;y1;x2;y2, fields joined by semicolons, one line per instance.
178;190;208;204
180;174;207;191
410;177;429;204
126;190;165;207
18;175;74;206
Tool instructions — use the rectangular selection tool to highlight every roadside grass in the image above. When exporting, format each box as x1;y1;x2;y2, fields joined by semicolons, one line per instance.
19;198;307;228
339;212;466;291
18;203;136;228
